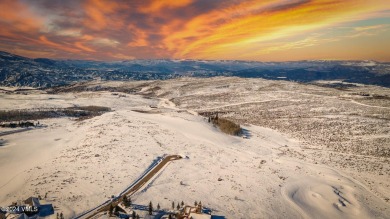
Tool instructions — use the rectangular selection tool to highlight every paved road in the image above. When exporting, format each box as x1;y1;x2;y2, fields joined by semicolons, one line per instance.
74;154;182;219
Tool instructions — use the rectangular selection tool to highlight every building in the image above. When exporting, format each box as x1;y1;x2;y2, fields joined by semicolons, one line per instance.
24;197;40;209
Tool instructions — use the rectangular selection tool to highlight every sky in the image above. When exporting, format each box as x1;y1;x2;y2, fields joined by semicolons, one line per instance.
0;0;389;61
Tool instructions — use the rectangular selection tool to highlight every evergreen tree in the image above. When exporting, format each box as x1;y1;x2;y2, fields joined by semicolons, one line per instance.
176;203;180;210
60;212;64;219
194;201;198;206
56;212;59;219
109;204;113;216
123;196;128;207
157;203;160;211
172;201;175;209
181;201;184;207
148;201;153;215
114;206;119;216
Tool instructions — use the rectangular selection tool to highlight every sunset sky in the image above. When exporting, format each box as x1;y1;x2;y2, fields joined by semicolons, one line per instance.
0;0;389;61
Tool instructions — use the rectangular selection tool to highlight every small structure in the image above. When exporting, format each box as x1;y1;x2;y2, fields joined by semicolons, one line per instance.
24;197;40;208
177;202;211;219
4;197;54;218
175;202;225;219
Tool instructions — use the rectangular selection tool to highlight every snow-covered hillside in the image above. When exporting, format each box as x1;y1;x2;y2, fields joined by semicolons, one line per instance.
0;77;389;218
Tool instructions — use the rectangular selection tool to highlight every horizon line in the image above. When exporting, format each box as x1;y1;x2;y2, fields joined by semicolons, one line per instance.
1;50;389;64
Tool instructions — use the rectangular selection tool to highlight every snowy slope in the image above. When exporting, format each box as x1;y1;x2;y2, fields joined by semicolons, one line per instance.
0;84;389;218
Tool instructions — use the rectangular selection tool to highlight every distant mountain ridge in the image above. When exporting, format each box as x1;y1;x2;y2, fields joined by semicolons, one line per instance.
1;51;389;88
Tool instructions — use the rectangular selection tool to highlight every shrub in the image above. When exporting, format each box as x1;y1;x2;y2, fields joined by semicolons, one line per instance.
212;117;241;136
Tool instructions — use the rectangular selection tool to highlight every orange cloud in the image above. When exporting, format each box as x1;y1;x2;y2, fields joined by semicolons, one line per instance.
75;42;96;52
127;38;148;47
84;0;122;30
108;52;135;60
0;0;43;36
1;0;389;61
163;0;390;60
82;34;95;41
160;1;279;54
127;25;149;47
92;38;119;47
39;35;80;53
140;0;193;13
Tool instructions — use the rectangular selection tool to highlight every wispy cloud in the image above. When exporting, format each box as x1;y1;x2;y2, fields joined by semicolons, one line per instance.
0;0;389;60
139;0;194;13
354;24;386;31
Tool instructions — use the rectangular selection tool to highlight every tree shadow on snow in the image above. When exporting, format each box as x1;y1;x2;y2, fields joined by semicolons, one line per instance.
240;128;252;139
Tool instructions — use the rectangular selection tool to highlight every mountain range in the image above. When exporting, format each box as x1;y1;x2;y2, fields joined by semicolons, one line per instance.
1;51;389;88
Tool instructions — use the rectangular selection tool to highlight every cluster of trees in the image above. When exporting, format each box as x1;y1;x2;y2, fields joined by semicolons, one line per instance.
109;204;141;218
116;198;203;218
56;212;64;219
208;113;241;135
147;201;161;215
0;106;110;122
123;196;132;207
170;200;186;210
194;201;203;213
0;121;36;128
132;212;140;219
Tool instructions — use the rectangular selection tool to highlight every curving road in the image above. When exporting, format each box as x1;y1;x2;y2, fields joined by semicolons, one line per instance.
74;154;182;219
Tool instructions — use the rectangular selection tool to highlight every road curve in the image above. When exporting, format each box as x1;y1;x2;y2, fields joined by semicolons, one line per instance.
74;154;182;219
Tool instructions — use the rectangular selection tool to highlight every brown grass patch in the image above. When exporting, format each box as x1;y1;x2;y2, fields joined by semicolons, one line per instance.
212;117;241;136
